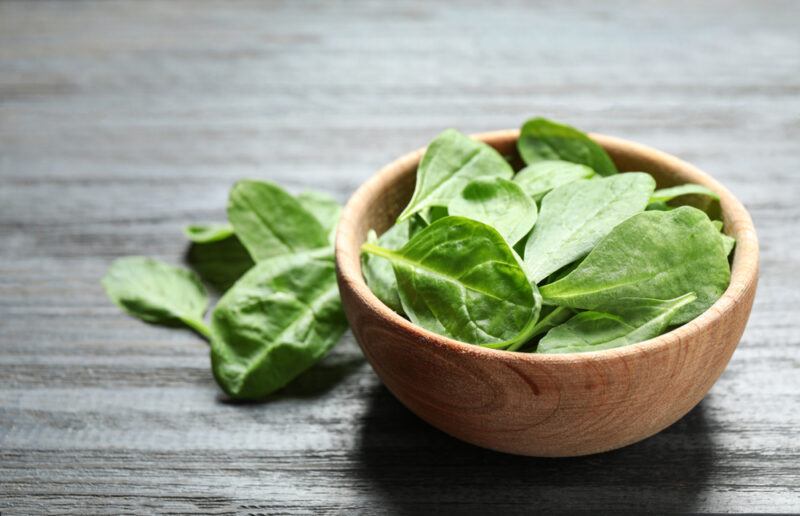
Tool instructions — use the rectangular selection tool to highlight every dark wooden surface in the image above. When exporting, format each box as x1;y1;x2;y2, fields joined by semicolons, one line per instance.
1;1;799;513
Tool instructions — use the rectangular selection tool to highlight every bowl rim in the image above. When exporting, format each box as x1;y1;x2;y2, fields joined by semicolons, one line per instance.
335;129;759;365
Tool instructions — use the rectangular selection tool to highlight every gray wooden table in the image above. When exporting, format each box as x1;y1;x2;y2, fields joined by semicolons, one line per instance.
2;1;799;513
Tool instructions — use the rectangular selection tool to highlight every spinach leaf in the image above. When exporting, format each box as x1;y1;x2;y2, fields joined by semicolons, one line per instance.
397;129;513;221
448;176;537;245
541;207;731;324
361;216;426;313
648;183;721;220
102;257;210;338
227;180;329;261
517;118;617;176
186;232;254;292
649;183;719;204
361;216;541;348
296;191;342;243
210;248;347;400
529;306;574;340
538;293;696;354
523;173;655;283
513;160;595;202
721;234;736;256
185;223;235;243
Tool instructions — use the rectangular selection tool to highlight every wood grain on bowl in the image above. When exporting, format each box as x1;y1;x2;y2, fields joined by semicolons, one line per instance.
335;130;759;457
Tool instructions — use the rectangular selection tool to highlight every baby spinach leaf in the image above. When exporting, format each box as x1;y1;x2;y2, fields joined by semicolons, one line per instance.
540;207;731;324
227;180;329;262
397;129;513;221
361;216;541;348
186;232;254;292
184;223;235;243
210;248;348;400
361;216;426;313
538;293;696;354
530;306;574;340
296;190;342;243
517;118;617;176
513;160;595;202
102;257;210;338
523;173;655;283
449;176;537;245
649;183;719;204
721;234;736;256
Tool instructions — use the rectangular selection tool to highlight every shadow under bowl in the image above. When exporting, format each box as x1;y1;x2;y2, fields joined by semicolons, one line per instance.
335;129;758;457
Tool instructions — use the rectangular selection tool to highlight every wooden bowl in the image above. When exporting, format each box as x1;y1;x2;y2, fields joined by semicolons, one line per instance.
335;130;759;457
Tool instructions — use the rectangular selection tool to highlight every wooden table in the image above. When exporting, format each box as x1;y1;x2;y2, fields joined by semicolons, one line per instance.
2;1;798;513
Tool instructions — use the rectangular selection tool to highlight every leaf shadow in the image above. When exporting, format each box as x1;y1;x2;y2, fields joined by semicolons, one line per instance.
356;384;718;514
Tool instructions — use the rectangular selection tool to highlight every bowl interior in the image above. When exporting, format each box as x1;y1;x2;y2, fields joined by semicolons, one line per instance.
336;129;758;358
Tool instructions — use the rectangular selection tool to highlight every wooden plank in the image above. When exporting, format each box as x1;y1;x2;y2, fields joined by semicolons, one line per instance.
1;0;799;513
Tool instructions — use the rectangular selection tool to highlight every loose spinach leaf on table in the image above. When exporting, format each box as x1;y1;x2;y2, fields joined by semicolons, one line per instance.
513;160;596;202
186;232;255;292
361;216;541;349
296;190;342;243
517;118;618;176
210;247;347;400
397;129;513;221
523;173;655;283
184;223;235;243
537;293;697;354
541;206;731;324
228;179;330;261
102;256;211;338
449;176;537;245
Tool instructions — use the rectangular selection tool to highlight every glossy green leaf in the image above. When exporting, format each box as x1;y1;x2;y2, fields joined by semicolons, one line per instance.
649;183;719;204
186;233;254;292
712;219;736;256
184;223;235;243
517;118;617;176
449;176;537;244
102;257;210;337
538;293;697;354
227;180;329;262
361;216;426;313
296;190;342;243
361;216;541;348
210;248;348;400
397;129;513;221
523;173;656;283
541;207;731;324
513;160;596;202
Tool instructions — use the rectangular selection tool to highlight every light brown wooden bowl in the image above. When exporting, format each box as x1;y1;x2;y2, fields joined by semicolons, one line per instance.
335;130;759;457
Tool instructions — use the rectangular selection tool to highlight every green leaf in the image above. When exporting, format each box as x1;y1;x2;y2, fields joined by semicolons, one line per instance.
721;234;736;256
361;216;541;348
102;257;210;337
448;176;537;245
296;190;342;243
184;223;235;243
529;306;574;340
517;118;618;176
361;217;426;313
513;160;596;202
649;183;719;204
538;293;697;354
397;129;513;221
523;173;656;283
210;248;348;400
541;207;731;324
227;180;329;262
186;232;254;292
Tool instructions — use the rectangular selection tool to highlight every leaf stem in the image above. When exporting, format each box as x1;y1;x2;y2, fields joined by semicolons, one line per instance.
180;316;212;341
360;242;399;261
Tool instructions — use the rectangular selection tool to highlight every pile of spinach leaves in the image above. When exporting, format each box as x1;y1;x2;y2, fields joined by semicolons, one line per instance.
361;117;733;353
103;116;734;400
